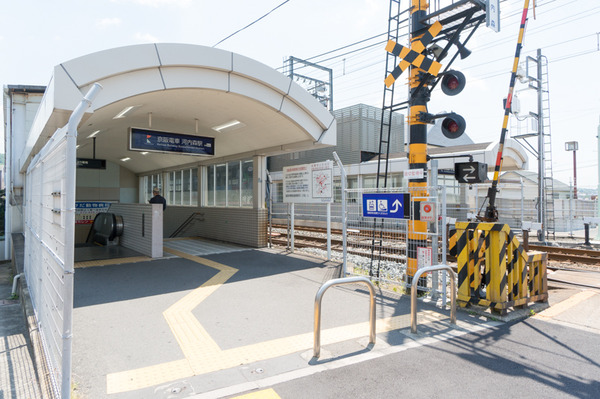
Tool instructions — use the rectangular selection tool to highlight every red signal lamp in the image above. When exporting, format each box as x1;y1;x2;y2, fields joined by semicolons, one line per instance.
441;70;466;96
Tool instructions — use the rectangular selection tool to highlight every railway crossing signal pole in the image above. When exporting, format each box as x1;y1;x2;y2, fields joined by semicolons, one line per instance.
381;0;485;286
407;0;431;287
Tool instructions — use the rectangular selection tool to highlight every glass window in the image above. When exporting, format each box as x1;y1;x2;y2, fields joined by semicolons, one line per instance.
168;171;175;204
242;160;253;207
215;164;227;206
204;160;253;208
143;173;163;203
182;169;191;205
146;176;153;202
227;161;240;206
362;176;377;189
143;169;199;206
347;176;358;189
388;174;403;188
191;168;198;206
207;166;214;206
174;170;182;205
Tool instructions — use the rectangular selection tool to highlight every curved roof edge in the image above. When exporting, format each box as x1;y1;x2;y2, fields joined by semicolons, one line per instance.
22;43;336;172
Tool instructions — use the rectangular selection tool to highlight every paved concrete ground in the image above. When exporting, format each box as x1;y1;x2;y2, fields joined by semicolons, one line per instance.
70;244;499;398
260;301;600;399
0;261;41;399
4;236;599;399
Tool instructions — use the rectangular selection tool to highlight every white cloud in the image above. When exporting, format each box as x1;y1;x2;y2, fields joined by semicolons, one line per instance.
97;17;122;28
134;32;159;43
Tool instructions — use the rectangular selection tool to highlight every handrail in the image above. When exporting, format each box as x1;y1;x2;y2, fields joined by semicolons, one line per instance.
170;212;204;238
314;276;376;358
411;264;456;334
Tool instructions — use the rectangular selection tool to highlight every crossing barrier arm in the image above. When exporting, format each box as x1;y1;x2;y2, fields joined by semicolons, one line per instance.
411;265;456;334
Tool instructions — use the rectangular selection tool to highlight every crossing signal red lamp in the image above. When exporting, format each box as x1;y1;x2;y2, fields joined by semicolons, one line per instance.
441;113;466;139
440;70;466;96
418;111;467;139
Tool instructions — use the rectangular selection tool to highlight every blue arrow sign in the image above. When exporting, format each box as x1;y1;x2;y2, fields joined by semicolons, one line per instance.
362;193;410;219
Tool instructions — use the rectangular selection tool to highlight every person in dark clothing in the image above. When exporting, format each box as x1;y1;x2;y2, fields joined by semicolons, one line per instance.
149;187;167;210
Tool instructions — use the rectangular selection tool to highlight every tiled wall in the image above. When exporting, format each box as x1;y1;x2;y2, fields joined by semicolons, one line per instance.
108;203;161;257
164;206;268;247
106;204;267;251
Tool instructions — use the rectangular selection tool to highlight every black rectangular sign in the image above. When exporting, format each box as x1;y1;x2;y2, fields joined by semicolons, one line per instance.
129;128;214;156
77;158;106;169
454;162;488;184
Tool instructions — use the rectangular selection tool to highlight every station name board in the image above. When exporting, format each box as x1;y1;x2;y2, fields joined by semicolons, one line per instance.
129;128;214;156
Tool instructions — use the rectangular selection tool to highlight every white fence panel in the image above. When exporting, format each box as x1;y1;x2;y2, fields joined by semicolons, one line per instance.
24;126;74;398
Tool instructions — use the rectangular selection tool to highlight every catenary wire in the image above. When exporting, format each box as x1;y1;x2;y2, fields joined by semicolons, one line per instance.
213;0;292;48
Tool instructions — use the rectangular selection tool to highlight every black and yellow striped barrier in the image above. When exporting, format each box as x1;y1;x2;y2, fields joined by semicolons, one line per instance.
455;222;548;314
384;21;443;87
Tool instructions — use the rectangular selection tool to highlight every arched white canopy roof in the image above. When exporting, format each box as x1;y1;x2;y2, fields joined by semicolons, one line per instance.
22;43;336;174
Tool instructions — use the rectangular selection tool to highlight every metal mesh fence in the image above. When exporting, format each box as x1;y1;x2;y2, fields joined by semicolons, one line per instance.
343;186;444;292
24;126;74;398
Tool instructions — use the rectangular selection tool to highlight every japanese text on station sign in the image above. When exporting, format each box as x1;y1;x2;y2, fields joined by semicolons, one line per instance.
283;161;333;204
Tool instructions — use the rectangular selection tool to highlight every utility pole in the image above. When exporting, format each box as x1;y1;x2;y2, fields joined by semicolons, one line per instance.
381;0;484;284
535;48;546;241
597;117;600;239
406;0;430;287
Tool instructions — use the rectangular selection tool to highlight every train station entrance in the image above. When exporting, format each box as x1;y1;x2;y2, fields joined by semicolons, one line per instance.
4;43;337;396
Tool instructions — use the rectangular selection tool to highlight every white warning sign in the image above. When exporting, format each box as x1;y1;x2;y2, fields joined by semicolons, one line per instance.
417;247;432;270
283;161;333;203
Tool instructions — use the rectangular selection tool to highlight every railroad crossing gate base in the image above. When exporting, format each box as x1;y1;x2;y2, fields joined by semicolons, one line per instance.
455;222;548;316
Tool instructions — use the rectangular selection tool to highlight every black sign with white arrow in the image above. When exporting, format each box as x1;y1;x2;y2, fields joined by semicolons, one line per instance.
454;161;488;183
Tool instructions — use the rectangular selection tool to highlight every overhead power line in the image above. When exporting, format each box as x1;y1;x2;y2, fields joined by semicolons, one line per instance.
213;0;292;48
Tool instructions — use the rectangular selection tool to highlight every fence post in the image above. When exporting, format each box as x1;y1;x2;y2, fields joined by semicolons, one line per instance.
441;186;447;308
327;202;331;260
290;202;295;253
430;161;439;298
520;177;524;227
333;152;347;276
569;182;573;237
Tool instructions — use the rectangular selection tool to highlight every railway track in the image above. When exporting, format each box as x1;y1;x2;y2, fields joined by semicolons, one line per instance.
269;225;600;268
528;244;600;266
269;232;408;264
269;228;600;289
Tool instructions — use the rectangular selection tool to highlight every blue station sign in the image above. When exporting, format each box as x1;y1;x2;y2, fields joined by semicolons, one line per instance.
362;193;410;219
129;127;214;156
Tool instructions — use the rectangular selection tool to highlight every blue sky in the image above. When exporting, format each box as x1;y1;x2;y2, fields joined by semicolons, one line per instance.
1;0;599;188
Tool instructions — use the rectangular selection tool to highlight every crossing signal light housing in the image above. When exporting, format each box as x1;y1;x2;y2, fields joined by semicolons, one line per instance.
441;113;466;139
441;70;466;96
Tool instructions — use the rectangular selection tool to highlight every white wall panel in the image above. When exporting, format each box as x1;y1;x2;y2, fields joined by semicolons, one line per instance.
62;44;160;87
161;67;229;92
287;82;334;129
88;69;165;110
232;53;291;94
229;74;285;112
280;97;323;140
156;43;232;71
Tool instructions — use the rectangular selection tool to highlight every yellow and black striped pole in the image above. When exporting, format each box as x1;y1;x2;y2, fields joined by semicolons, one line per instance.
406;0;430;287
482;0;531;221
